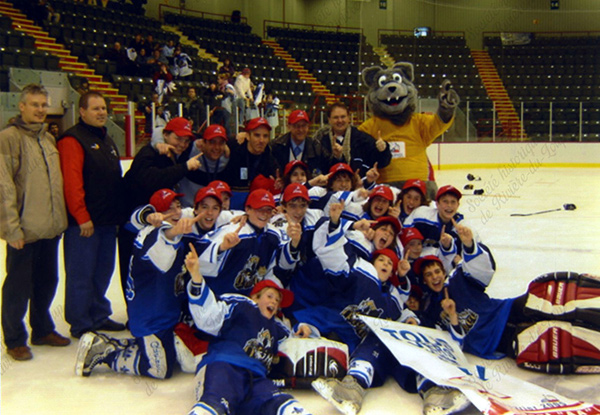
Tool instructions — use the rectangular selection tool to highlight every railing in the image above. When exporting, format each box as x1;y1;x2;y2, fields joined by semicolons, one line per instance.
263;19;363;40
482;30;600;47
158;4;247;23
378;29;466;47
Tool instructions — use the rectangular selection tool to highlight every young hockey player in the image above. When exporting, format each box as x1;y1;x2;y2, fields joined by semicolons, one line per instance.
184;244;314;415
74;189;198;379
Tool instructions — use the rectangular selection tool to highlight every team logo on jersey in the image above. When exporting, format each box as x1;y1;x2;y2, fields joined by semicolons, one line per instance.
440;307;478;335
243;328;275;369
340;298;384;339
234;255;267;290
125;275;135;301
174;264;187;296
271;217;286;228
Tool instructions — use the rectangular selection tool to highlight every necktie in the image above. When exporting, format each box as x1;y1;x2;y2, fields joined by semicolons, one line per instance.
293;146;302;158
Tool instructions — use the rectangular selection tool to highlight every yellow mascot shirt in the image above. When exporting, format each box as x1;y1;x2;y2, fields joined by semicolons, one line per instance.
359;113;452;183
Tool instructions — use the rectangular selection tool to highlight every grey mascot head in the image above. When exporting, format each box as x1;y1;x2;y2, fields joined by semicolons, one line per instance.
363;62;417;126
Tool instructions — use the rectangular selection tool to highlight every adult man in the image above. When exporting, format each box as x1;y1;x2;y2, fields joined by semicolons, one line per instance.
234;67;254;123
314;102;392;174
222;117;278;208
183;86;205;132
270;109;328;177
0;84;70;361
57;91;126;339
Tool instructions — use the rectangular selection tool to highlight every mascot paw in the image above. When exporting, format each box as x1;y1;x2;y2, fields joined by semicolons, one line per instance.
438;79;460;109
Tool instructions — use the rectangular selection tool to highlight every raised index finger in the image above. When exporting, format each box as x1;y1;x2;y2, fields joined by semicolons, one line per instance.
191;151;204;160
188;242;198;257
235;216;247;233
444;287;450;300
450;217;459;228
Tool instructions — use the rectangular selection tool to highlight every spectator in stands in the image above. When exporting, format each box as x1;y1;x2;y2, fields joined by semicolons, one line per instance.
57;91;126;339
144;34;156;56
184;87;205;133
48;122;59;139
218;57;236;82
171;47;193;79
76;79;90;96
31;0;59;26
234;68;254;123
263;91;280;135
314;101;392;174
129;33;146;54
148;48;167;68
203;81;226;127
103;41;134;76
217;73;237;133
270;109;328;177
154;104;171;130
138;92;160;133
161;39;175;61
152;62;175;104
0;84;70;361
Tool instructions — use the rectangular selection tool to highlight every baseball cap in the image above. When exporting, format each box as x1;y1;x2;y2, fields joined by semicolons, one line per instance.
284;160;308;177
400;227;424;247
435;185;462;202
402;179;427;196
164;117;194;138
328;162;353;176
242;67;251;75
208;180;232;196
194;186;222;206
413;255;445;277
369;185;394;202
282;183;310;203
372;249;399;273
371;216;402;235
249;174;278;195
245;117;272;132
250;280;294;308
245;189;276;210
149;189;184;213
288;109;309;125
203;124;227;141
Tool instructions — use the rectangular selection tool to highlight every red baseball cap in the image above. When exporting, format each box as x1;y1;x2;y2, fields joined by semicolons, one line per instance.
245;189;276;210
245;117;271;132
203;124;227;141
371;216;402;235
194;186;222;206
250;279;294;308
372;248;399;273
402;179;427;196
413;255;445;278
369;185;394;202
282;183;310;203
400;227;424;247
208;180;232;196
435;185;462;202
284;160;308;177
149;189;184;213
328;162;353;176
164;117;194;137
249;174;278;195
242;67;251;75
288;109;309;125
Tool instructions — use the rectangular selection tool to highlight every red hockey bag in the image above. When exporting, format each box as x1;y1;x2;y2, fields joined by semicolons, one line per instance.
269;337;349;389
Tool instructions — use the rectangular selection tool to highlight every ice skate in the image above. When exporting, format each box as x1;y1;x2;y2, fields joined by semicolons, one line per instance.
312;375;365;415
74;332;117;377
422;386;471;415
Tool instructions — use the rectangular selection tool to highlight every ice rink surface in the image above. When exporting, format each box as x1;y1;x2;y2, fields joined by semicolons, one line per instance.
2;167;600;415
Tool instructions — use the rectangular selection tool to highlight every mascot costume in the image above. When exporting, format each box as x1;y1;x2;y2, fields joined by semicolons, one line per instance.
359;62;459;200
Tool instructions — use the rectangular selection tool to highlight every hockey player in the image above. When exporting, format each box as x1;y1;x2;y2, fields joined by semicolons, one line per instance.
397;178;429;224
185;244;314;415
74;189;199;379
195;189;301;297
404;184;494;262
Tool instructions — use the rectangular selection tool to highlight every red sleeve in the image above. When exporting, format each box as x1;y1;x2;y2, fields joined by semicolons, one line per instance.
57;136;91;225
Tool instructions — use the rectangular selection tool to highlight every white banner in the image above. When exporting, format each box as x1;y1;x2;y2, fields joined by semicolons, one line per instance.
360;316;600;415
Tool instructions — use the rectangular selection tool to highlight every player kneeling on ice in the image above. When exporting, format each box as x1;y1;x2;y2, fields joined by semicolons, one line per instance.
185;244;315;415
75;189;200;379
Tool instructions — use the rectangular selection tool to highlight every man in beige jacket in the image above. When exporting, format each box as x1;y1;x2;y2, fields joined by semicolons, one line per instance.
0;84;70;361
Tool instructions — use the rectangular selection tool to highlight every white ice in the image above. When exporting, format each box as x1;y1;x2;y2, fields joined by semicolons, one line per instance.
2;168;600;415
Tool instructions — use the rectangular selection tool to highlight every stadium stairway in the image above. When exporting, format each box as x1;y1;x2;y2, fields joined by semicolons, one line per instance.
262;39;336;105
472;49;526;140
372;46;395;68
0;0;128;115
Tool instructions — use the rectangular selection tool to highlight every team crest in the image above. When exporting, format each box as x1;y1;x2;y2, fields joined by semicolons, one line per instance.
440;307;478;335
234;255;267;290
174;264;187;296
340;298;384;339
243;328;275;369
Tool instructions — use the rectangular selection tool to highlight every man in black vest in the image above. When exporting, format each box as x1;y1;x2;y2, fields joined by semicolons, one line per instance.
57;91;126;339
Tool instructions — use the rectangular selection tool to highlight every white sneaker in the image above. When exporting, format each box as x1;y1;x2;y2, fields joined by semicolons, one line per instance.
422;386;471;415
